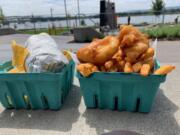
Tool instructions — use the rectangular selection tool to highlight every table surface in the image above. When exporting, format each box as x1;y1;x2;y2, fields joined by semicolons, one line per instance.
0;34;179;135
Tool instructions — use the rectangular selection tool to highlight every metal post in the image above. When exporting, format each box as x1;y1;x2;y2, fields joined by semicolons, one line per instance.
32;14;36;34
50;8;54;32
162;10;165;24
64;0;69;29
50;8;53;18
77;0;80;26
75;16;77;27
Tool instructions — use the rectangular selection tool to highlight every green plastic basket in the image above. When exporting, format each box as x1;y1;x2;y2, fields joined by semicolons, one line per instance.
77;60;166;113
0;60;75;110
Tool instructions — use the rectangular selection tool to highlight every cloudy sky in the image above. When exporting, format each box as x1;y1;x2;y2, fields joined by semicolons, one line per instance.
0;0;180;16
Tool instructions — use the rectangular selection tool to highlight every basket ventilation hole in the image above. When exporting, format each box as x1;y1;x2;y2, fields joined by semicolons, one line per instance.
61;93;64;104
136;98;140;112
94;95;98;108
5;94;13;107
41;95;49;109
23;95;31;109
114;97;118;110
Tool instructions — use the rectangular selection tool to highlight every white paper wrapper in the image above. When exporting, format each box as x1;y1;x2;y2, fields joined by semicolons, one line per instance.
68;52;80;64
151;38;158;70
151;38;157;60
25;33;69;73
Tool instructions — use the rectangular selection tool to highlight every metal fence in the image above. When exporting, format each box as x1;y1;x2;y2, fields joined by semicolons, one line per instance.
1;12;180;30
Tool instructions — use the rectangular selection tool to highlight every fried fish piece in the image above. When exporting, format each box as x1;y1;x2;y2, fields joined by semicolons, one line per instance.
124;42;148;64
125;51;139;63
118;25;149;47
112;48;123;61
124;42;148;55
92;38;100;42
77;36;119;65
118;25;139;44
154;65;175;75
77;63;99;77
121;34;138;47
125;57;137;64
139;48;154;61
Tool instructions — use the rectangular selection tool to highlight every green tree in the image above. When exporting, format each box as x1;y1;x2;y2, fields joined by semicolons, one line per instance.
0;6;4;23
152;0;165;16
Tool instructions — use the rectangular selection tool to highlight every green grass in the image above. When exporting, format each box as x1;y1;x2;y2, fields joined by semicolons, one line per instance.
142;24;180;39
19;24;180;40
18;27;69;35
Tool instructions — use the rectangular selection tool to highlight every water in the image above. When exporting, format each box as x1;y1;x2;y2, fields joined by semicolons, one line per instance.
4;14;180;30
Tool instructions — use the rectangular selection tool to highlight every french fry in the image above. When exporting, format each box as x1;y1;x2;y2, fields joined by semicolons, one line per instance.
124;62;133;73
77;63;99;77
154;65;175;75
140;64;151;76
119;60;125;67
143;57;154;69
132;62;143;73
115;62;122;72
105;60;114;70
117;60;126;70
107;66;118;72
100;65;106;72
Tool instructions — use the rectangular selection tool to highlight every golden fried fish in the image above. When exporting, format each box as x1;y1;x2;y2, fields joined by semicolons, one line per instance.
77;36;119;65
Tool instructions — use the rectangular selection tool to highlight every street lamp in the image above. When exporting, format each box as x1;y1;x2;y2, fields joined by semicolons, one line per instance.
77;0;80;26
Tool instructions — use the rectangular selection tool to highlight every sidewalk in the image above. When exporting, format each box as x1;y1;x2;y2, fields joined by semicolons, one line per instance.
0;34;179;135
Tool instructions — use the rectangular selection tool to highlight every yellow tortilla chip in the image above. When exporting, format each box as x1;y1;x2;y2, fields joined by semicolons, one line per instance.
63;50;72;61
8;41;29;73
8;67;26;73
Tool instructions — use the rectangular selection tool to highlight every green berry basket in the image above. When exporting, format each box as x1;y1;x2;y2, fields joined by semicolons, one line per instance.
77;60;166;113
0;60;75;110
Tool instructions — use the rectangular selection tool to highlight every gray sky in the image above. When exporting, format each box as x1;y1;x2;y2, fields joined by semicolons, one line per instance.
0;0;180;16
